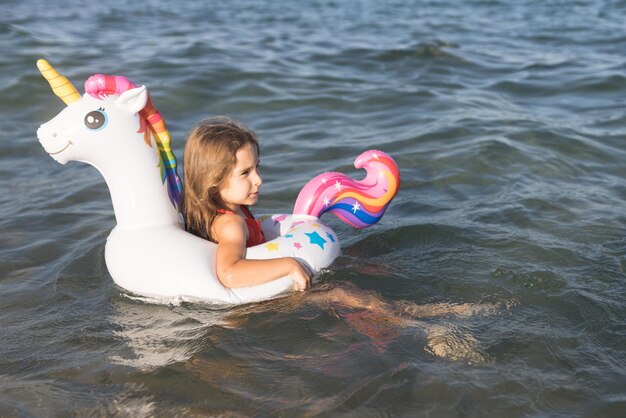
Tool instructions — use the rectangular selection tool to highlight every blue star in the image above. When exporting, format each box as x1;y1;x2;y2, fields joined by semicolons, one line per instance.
326;232;336;243
305;231;327;250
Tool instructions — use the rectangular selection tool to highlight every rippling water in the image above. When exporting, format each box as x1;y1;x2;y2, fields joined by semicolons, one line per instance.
1;0;626;416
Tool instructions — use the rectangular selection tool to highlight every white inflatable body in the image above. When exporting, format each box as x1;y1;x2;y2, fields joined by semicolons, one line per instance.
106;214;338;304
35;60;398;305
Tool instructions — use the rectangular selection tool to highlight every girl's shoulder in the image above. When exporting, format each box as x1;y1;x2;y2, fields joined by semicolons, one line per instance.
214;208;245;226
212;208;247;243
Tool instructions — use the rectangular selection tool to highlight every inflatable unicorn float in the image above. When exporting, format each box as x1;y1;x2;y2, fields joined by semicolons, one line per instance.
35;59;400;305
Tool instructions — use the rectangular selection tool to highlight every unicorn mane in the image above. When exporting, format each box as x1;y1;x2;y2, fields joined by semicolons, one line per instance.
84;74;183;209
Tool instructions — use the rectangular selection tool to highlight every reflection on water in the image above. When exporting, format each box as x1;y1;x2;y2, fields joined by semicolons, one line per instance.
110;283;505;372
110;299;228;370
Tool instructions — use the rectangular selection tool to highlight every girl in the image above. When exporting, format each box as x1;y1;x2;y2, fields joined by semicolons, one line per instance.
181;117;311;291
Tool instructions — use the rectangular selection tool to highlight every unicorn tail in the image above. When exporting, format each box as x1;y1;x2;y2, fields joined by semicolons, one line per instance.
293;150;400;228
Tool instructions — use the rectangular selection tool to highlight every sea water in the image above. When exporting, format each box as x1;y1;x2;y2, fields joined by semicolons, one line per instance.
1;0;625;416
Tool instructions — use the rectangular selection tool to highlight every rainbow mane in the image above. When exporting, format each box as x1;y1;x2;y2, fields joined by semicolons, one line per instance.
84;74;182;208
293;150;400;228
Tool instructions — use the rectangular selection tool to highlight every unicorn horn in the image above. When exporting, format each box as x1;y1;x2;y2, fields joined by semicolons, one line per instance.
37;59;81;105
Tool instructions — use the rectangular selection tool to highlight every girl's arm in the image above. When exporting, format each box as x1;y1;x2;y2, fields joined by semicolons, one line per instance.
213;213;311;290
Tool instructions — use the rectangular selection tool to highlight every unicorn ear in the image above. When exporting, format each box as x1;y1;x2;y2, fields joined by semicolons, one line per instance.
115;86;148;114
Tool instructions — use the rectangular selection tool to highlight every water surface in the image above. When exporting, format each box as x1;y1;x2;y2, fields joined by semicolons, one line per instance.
1;0;625;416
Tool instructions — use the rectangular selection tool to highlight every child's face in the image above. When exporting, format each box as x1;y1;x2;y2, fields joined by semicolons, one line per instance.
220;143;262;210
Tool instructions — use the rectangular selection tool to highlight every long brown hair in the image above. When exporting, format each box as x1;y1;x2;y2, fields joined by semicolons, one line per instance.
180;117;260;243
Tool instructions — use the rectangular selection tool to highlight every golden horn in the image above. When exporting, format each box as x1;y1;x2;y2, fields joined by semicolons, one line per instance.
37;59;81;105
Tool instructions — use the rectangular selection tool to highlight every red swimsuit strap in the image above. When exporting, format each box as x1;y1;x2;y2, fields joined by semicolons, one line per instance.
216;208;237;215
216;207;253;219
240;206;255;220
241;206;265;247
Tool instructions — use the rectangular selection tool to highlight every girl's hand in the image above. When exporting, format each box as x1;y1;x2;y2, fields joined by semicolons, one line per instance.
290;259;312;292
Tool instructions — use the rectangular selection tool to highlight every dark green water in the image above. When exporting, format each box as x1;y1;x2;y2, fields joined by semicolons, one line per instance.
1;0;626;416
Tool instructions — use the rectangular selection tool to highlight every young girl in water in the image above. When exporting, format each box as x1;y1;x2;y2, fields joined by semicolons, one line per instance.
181;117;311;291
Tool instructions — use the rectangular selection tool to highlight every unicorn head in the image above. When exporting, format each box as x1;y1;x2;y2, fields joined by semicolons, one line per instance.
37;70;148;166
36;59;182;228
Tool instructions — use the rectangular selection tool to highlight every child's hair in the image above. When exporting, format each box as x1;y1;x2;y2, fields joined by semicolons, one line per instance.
181;116;260;242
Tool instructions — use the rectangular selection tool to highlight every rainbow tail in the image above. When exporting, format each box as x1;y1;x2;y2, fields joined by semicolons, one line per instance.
293;150;400;228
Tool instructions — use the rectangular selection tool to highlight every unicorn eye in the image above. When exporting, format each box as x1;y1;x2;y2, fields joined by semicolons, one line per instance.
84;109;108;130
